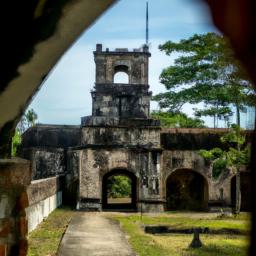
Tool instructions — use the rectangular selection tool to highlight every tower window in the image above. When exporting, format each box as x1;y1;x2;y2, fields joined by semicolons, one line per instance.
114;71;129;84
113;65;129;83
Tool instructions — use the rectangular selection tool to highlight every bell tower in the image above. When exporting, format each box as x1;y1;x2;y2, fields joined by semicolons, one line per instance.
81;44;158;126
78;44;163;212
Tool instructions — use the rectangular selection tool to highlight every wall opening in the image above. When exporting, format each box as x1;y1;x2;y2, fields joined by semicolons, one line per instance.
102;169;137;211
166;169;208;211
113;71;129;84
231;172;251;212
113;65;129;83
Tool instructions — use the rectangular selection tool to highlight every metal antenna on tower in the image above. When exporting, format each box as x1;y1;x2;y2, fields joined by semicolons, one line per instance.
146;1;149;45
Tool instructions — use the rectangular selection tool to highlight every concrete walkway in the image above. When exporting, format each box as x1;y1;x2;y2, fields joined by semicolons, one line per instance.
58;212;136;256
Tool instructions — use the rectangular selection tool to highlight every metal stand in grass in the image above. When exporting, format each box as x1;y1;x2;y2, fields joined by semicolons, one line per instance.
189;228;203;248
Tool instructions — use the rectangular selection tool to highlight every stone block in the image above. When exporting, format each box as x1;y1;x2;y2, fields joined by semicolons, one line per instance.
0;158;31;187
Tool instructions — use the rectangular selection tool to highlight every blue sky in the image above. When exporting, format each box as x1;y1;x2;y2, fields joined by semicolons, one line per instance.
29;0;218;125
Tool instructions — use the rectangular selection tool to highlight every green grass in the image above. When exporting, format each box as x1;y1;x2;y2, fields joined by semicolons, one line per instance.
27;206;75;256
124;213;250;231
27;208;250;256
111;213;250;256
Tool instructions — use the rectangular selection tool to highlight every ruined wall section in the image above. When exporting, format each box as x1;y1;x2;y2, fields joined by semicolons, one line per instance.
160;128;248;208
20;124;81;180
21;148;64;180
77;147;162;211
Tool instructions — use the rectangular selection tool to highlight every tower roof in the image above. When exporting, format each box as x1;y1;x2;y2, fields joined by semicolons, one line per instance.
94;44;150;56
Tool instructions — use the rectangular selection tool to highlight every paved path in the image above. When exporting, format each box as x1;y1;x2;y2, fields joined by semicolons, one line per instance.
58;212;136;256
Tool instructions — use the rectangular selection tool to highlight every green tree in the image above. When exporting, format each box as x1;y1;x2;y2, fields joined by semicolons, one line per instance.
151;111;205;128
199;125;250;214
25;108;38;127
107;175;131;198
11;130;22;156
12;109;38;156
153;33;255;127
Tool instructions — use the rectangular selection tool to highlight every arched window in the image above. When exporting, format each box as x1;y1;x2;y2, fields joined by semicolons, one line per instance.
113;72;129;83
113;65;129;83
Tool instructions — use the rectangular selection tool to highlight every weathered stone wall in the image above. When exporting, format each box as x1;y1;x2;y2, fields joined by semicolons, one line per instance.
26;176;63;232
81;127;161;148
76;147;163;211
91;84;151;120
161;128;253;150
21;124;81;148
21;148;65;180
17;125;251;213
0;158;31;256
161;149;236;208
161;128;228;150
65;150;80;206
94;45;150;85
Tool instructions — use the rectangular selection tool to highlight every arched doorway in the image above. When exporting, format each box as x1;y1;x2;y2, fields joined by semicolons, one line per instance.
102;169;137;211
166;169;208;211
231;172;251;211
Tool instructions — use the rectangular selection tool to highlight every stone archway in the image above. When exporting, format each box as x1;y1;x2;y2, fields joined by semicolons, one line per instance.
102;169;137;211
231;172;251;212
166;169;208;211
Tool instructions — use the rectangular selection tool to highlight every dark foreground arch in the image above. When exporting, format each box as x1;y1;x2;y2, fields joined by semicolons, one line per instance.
231;172;251;212
102;169;137;211
166;169;208;211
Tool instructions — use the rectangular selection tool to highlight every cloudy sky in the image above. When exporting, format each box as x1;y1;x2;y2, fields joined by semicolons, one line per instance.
29;0;218;125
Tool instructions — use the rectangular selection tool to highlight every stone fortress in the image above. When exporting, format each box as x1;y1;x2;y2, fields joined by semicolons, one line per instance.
21;44;251;212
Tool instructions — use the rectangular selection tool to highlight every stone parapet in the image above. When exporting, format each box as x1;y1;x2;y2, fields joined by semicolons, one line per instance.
26;176;63;232
81;126;161;148
81;116;160;127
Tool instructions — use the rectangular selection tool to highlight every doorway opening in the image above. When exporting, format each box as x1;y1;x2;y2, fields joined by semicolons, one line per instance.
166;169;208;211
102;169;137;211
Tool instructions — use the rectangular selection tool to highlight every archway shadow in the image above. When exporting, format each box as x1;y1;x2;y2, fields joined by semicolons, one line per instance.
166;169;208;211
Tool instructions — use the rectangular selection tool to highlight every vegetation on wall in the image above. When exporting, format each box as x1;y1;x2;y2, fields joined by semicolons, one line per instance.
199;125;250;214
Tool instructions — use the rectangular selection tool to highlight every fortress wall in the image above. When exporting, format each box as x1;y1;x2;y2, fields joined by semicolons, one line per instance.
26;176;63;232
21;124;81;148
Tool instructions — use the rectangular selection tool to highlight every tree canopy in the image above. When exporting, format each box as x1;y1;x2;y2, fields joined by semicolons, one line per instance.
151;111;205;128
153;33;255;128
107;175;131;198
12;108;38;156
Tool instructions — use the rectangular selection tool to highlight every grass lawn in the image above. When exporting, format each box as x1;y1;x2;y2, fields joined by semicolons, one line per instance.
27;207;250;256
111;212;250;256
27;206;75;256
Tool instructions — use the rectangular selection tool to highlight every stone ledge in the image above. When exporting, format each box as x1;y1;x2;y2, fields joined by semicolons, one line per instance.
27;176;63;206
